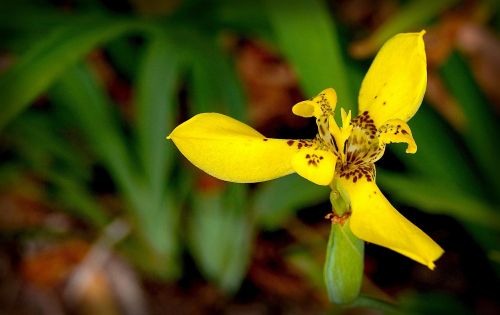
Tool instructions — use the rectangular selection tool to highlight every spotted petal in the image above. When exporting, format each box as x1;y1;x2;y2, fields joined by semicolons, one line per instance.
339;175;444;269
292;147;336;185
292;88;337;118
358;31;427;127
378;119;417;153
168;113;302;183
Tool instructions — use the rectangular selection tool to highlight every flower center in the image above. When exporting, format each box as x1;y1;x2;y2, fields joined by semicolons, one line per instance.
344;111;385;166
318;109;384;183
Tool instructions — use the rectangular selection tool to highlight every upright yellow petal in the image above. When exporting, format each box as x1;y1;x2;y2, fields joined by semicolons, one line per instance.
168;113;301;183
358;31;427;127
292;147;336;185
338;175;444;269
378;119;417;154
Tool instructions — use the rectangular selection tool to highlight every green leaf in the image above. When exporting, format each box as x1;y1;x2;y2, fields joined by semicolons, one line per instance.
378;171;500;270
127;168;191;279
377;170;500;230
7;113;108;226
286;249;323;287
0;2;78;51
347;295;402;315
264;0;355;112
254;173;329;230
0;15;152;131
135;31;180;199
8;112;91;180
393;105;484;198
133;188;182;279
133;33;184;277
52;63;183;279
218;184;253;291
105;37;141;80
440;52;500;200
50;64;138;196
188;184;253;293
399;292;474;315
188;34;247;122
188;190;224;278
354;0;460;56
48;172;109;227
213;0;271;39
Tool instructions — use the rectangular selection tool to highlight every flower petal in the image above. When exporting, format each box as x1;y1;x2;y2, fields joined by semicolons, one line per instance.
292;88;337;118
378;119;417;153
292;148;336;185
339;175;444;269
168;113;301;183
358;31;427;127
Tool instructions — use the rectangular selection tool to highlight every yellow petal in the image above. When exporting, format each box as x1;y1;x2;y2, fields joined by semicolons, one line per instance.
168;113;301;183
292;100;318;118
378;119;417;153
292;148;336;185
358;31;427;127
292;88;337;118
339;175;444;269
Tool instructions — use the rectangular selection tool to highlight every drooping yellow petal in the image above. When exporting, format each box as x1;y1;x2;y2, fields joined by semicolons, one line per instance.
378;119;417;153
358;31;427;127
339;175;444;269
292;147;336;185
168;113;303;183
292;88;337;118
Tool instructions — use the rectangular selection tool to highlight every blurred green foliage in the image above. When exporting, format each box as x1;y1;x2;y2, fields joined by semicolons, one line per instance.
0;0;499;313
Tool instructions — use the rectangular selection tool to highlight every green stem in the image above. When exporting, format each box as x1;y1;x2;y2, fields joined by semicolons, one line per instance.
324;179;364;304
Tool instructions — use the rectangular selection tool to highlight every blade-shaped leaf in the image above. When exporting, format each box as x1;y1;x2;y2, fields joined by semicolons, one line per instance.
50;64;138;196
135;31;180;198
265;0;355;112
440;52;500;200
377;170;500;230
7;113;108;226
351;0;460;57
392;105;484;198
51;63;183;279
48;172;109;227
213;0;271;40
0;16;152;131
188;35;247;122
188;184;253;293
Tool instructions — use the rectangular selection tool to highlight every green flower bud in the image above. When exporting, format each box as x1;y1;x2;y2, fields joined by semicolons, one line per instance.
324;219;364;304
324;180;364;304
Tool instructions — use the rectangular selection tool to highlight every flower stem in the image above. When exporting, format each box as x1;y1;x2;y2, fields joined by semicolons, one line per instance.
324;179;364;304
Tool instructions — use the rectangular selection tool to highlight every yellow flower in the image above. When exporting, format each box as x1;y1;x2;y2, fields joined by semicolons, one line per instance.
168;31;444;269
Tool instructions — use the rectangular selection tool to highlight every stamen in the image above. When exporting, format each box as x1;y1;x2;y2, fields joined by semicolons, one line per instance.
328;108;353;163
